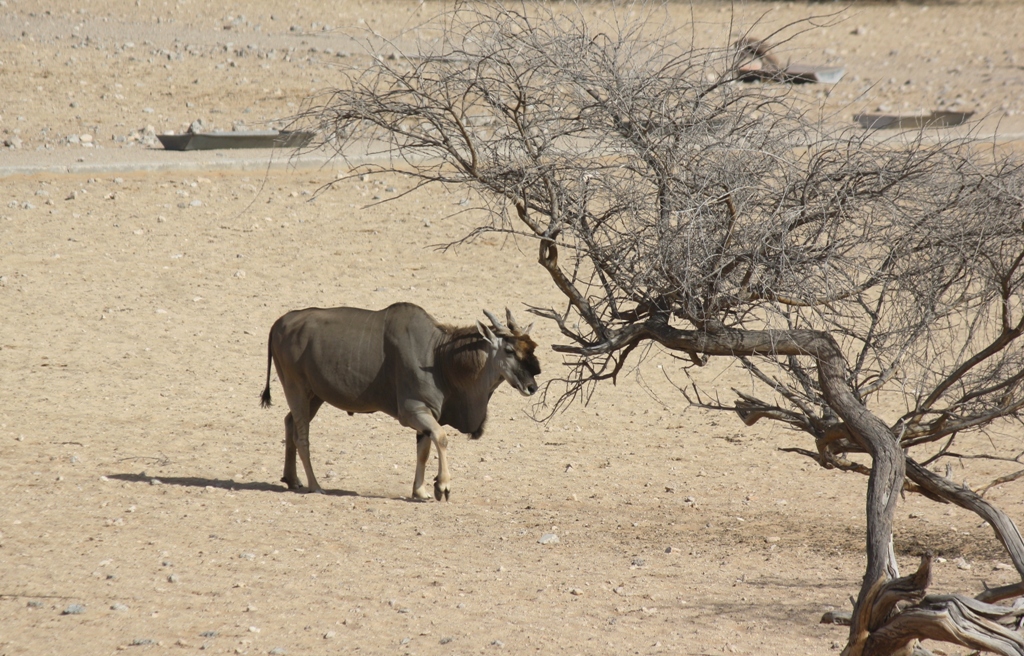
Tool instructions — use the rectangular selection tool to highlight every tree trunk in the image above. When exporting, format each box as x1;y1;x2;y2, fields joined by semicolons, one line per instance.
803;336;906;652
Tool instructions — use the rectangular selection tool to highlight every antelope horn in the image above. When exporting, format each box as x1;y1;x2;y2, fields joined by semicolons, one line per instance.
483;309;513;337
505;308;522;335
507;308;535;336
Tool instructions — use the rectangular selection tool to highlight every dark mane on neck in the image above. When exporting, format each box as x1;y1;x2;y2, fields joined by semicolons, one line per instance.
436;324;488;386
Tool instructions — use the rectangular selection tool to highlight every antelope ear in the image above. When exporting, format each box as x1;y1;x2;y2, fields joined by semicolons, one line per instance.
476;320;498;343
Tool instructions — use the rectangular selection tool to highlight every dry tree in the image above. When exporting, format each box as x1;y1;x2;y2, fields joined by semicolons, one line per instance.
295;4;1024;654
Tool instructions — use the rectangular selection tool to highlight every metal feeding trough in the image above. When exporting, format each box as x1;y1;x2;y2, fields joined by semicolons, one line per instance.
737;64;846;85
854;111;974;130
733;37;846;85
157;130;314;151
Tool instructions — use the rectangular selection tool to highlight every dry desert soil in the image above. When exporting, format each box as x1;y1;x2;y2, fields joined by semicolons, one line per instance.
3;1;1024;655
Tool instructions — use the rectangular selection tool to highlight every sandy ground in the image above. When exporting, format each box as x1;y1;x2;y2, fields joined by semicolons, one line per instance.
3;2;1024;655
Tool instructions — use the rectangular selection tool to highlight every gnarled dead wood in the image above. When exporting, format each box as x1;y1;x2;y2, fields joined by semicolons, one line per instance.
865;594;1024;656
844;554;1024;656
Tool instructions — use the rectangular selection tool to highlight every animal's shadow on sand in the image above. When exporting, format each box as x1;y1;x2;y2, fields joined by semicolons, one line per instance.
105;473;402;501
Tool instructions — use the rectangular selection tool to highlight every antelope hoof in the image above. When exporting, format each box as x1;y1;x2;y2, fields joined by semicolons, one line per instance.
434;478;450;502
281;477;301;491
412;485;432;501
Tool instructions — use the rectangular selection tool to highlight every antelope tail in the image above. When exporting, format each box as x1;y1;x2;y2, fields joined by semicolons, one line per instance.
260;333;273;408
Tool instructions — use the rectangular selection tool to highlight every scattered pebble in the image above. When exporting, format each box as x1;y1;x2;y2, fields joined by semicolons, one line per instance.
199;631;218;638
130;638;155;646
62;604;86;615
269;649;287;656
27;600;44;608
111;603;129;611
538;533;559;545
